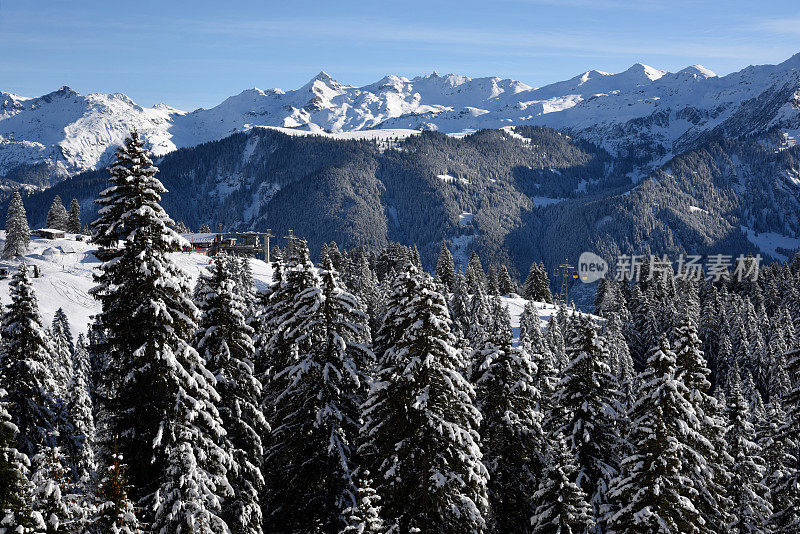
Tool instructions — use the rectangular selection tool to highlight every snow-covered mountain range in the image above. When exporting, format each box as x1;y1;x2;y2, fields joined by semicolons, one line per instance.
2;53;800;182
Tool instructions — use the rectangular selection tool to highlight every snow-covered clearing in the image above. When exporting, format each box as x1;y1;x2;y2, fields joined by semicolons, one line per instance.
530;196;565;207
0;231;273;337
437;173;469;185
502;294;599;341
740;226;800;262
0;231;595;342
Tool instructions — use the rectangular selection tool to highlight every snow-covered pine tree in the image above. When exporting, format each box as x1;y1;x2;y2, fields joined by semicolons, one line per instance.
72;333;92;398
724;365;773;533
473;298;544;532
0;388;44;533
45;196;69;231
765;327;791;403
772;347;800;532
255;240;318;417
497;265;515;295
698;283;720;379
603;313;636;405
465;252;486;295
410;245;422;271
90;130;155;251
758;401;796;533
519;303;560;435
741;370;765;424
320;243;333;269
50;309;74;397
341;471;386;534
361;264;488;533
231;256;257;316
448;274;472;342
434;241;457;292
194;254;267;534
467;287;493;355
544;307;568;370
730;314;751;390
530;433;595;534
371;261;420;361
537;262;553;303
90;132;230;519
326;242;344;271
44;312;84;499
31;434;73;534
0;267;58;458
66;334;96;493
607;335;705;533
520;263;536;301
96;441;142;534
67;199;81;234
624;285;653;369
552;316;620;525
522;262;540;302
345;253;383;335
776;306;797;351
522;262;552;303
150;374;232;534
264;258;371;533
716;334;735;394
3;191;30;259
486;265;499;296
518;302;540;350
672;314;733;532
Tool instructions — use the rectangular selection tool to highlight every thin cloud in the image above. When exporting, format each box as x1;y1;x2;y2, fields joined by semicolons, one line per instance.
180;17;792;63
508;0;664;9
753;16;800;36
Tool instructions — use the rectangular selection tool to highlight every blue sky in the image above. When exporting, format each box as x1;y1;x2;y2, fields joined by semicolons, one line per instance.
3;0;800;110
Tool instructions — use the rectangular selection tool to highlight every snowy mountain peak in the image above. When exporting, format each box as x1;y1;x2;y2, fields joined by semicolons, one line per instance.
312;70;334;82
2;52;800;182
676;65;717;79
577;69;610;84
305;71;342;89
37;85;79;103
103;92;138;107
781;52;800;68
623;62;666;82
298;72;344;97
441;73;471;87
0;91;29;118
374;74;409;89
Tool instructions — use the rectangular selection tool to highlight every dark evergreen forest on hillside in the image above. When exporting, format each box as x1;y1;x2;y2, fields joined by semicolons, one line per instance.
7;126;799;282
1;132;799;533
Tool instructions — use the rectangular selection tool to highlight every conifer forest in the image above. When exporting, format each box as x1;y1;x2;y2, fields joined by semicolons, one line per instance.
8;0;800;529
1;111;799;534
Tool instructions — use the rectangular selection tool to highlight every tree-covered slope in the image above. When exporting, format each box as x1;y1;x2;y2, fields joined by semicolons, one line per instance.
10;126;800;278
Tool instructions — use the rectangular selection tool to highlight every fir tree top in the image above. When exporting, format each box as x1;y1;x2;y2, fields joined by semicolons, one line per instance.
0;266;58;457
3;191;30;259
91;131;182;251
